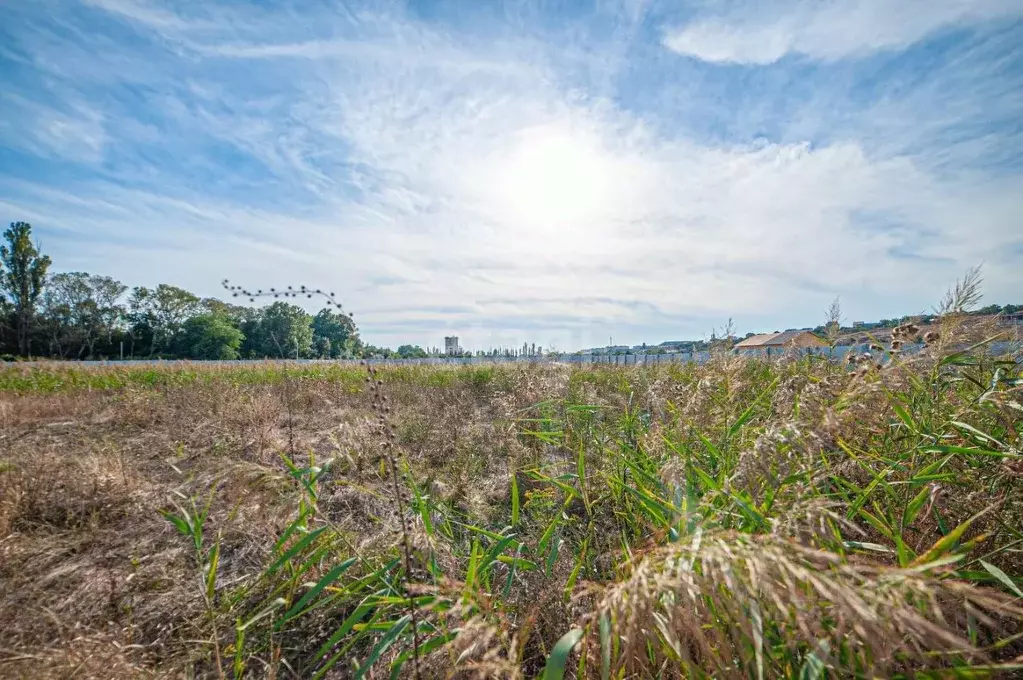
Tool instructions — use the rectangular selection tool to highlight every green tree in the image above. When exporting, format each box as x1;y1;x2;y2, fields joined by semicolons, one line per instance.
202;298;255;324
245;302;313;358
312;335;332;358
361;344;394;359
178;314;244;360
396;344;427;358
311;308;360;359
41;272;127;358
0;222;52;356
128;284;201;356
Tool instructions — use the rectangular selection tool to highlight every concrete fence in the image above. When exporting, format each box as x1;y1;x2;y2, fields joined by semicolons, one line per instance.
8;341;1019;368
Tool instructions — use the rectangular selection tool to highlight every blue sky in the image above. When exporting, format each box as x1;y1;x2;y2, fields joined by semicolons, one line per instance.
1;0;1021;351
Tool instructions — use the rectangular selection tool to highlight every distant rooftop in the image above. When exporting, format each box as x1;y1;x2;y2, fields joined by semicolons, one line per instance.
734;330;826;349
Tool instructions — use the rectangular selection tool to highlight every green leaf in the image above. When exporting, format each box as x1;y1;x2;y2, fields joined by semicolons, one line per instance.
843;541;894;554
276;557;357;629
413;483;434;537
205;540;220;602
465;539;481;592
267;526;327;576
980;560;1023;598
924;445;1022;460
546;535;562;577
237;599;286;631
160;509;192;539
858;509;894;541
891;401;916;433
354;615;411;680
912;505;995;567
273;509;312;552
527;470;581;501
313;591;383;663
389;631;457;680
950;421;1004;448
621;484;671;529
478;534;517;581
696;432;722;468
496;553;537;571
543;628;584;680
537;515;560;555
577;442;590;515
564;540;587;602
727;377;779;440
503;544;524;597
313;609;383;680
846;468;893;520
510;471;520;526
903;486;931;528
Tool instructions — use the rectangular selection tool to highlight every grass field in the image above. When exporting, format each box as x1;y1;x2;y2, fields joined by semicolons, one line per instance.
1;324;1021;678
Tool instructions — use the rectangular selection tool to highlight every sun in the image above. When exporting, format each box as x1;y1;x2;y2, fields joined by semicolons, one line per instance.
494;124;615;231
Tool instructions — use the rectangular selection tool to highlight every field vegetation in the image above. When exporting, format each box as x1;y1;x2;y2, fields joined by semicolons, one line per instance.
1;311;1022;678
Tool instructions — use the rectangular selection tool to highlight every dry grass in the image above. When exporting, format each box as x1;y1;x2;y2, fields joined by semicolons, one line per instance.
0;331;1021;678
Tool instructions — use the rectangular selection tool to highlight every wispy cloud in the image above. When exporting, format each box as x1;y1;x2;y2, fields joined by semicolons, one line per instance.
662;0;1023;65
0;0;1020;349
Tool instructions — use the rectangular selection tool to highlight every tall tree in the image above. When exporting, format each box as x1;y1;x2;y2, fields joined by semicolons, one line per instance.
311;308;360;359
0;222;52;356
42;272;127;358
245;302;313;359
178;314;244;360
127;284;201;356
396;344;427;358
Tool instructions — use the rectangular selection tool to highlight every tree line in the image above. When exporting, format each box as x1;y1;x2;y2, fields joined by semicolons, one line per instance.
0;221;416;361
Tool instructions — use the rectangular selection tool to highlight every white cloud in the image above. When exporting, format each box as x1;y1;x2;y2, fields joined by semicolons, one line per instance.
1;1;1020;350
81;0;201;31
0;94;107;163
663;0;1023;64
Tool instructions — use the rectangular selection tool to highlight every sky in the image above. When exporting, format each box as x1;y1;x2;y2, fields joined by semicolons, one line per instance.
1;0;1021;352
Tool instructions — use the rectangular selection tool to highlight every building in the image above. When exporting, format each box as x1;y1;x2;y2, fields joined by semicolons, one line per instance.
1001;311;1023;326
444;336;460;355
734;330;827;353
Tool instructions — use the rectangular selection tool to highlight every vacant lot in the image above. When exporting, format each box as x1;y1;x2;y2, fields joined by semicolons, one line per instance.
1;337;1021;678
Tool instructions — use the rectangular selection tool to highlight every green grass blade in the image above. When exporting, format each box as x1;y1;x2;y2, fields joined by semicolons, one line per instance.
353;615;411;680
275;557;358;629
389;630;457;680
543;628;584;680
267;526;327;576
205;539;220;602
599;613;611;680
313;591;384;663
511;471;520;526
980;560;1023;598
